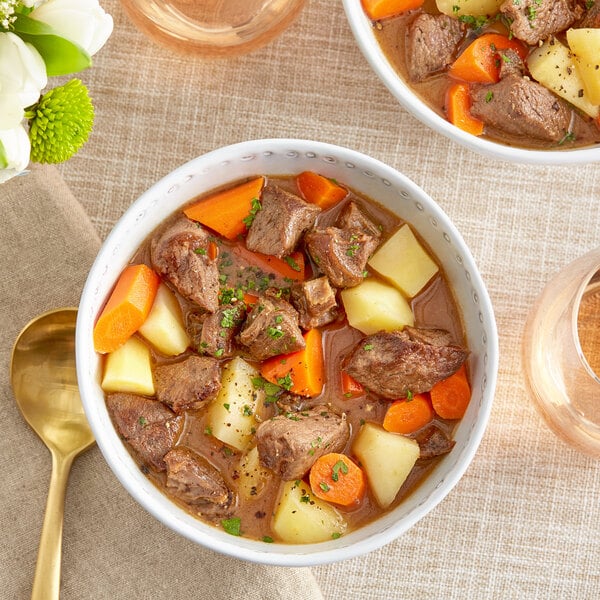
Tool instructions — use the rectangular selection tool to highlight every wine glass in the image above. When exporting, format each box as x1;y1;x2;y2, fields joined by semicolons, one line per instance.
522;247;600;457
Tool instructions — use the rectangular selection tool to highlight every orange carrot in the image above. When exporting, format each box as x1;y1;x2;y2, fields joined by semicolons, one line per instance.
93;264;160;354
260;329;324;397
242;292;258;309
361;0;424;21
341;371;364;398
231;245;306;282
430;364;471;420
449;33;527;84
183;176;264;240
382;393;434;434
208;241;219;261
296;171;347;209
309;453;366;506
446;83;484;137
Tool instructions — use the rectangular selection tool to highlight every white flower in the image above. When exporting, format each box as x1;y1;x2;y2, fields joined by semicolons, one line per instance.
0;123;31;183
29;0;113;57
0;32;47;130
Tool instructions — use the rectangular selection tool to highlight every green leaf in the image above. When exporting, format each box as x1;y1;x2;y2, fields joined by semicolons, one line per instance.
13;15;91;76
0;140;8;170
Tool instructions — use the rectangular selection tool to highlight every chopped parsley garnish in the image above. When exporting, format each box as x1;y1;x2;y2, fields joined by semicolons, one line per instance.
485;91;494;103
215;348;224;357
223;402;230;411
319;482;330;492
262;536;274;543
363;343;374;351
221;517;242;536
346;243;360;257
332;460;349;482
243;405;253;417
242;197;262;228
220;307;239;328
277;373;294;391
194;247;207;255
283;255;302;272
138;416;148;427
267;326;284;339
331;532;342;540
406;389;414;401
458;14;488;29
204;425;213;435
300;493;311;503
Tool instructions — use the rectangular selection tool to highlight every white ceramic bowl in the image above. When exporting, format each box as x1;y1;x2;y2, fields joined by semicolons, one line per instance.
342;1;600;166
76;139;498;566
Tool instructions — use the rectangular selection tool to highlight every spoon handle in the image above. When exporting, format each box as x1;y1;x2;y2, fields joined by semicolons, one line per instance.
31;451;74;600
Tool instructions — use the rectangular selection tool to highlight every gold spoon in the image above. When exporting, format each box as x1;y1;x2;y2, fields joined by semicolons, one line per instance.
10;307;95;600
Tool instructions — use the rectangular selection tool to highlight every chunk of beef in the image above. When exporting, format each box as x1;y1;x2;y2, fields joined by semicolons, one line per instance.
344;327;468;399
164;446;233;518
471;74;572;142
290;276;338;329
579;0;600;27
406;13;464;82
154;355;221;412
255;407;349;480
498;48;525;79
238;291;305;360
245;184;321;258
151;216;219;312
336;201;381;238
305;227;379;288
412;424;456;459
106;393;182;471
198;303;246;358
501;0;581;45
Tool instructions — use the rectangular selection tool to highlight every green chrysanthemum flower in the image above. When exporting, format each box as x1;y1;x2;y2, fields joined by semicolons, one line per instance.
27;79;94;164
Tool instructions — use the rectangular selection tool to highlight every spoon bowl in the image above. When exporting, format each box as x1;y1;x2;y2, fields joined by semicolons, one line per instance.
10;307;95;600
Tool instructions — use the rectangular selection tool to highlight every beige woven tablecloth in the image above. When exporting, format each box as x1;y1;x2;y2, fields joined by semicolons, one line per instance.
2;1;600;598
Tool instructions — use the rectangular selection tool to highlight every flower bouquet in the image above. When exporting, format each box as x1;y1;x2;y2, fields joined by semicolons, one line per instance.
0;0;113;183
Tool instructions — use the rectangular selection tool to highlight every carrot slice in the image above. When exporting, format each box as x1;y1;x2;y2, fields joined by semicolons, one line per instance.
361;0;424;21
296;171;347;209
183;176;264;240
449;33;527;84
341;371;364;398
231;245;306;282
309;453;366;507
259;329;324;397
446;83;484;136
430;364;471;420
93;264;160;354
382;393;434;434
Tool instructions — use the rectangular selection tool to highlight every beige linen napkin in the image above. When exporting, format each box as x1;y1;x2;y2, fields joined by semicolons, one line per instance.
0;165;324;600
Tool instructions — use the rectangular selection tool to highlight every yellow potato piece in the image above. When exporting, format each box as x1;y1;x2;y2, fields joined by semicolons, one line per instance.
101;335;155;395
340;278;414;335
368;224;439;298
138;283;191;356
436;0;502;17
567;28;600;105
352;422;420;508
207;357;261;452
272;480;347;543
238;446;272;500
528;38;599;118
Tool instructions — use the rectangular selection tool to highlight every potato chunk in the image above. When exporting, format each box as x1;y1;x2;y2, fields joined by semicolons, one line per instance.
207;357;261;452
436;0;502;17
567;28;600;105
368;224;439;298
272;480;347;543
138;283;191;356
101;336;155;395
352;422;420;508
528;38;599;118
340;278;414;335
238;446;272;500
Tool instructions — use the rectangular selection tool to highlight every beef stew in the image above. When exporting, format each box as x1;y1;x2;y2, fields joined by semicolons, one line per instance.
363;0;600;150
94;172;471;544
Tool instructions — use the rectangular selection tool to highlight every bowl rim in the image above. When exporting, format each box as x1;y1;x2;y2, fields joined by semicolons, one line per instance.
76;138;499;566
341;0;600;166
